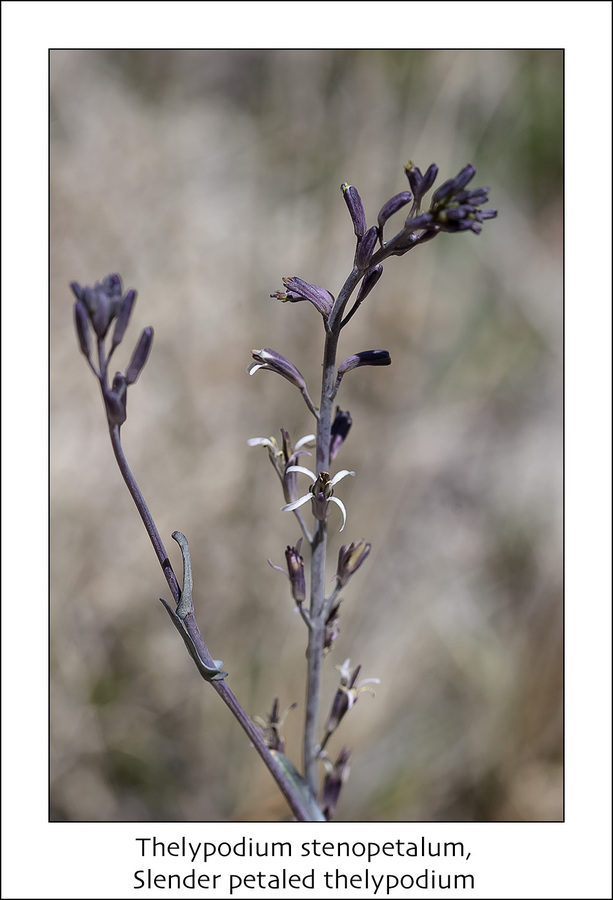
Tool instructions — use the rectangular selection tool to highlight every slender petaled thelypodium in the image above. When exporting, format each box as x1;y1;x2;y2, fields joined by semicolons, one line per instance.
72;160;496;820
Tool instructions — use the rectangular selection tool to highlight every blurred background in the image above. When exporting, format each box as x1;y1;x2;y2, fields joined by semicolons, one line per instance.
50;49;563;822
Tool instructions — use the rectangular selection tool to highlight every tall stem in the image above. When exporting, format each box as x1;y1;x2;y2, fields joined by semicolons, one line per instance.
303;266;361;794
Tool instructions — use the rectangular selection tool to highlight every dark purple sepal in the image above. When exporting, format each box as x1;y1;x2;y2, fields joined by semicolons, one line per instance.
125;327;154;384
341;183;366;238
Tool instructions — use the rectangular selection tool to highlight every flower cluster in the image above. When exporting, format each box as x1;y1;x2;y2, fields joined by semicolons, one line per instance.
247;429;315;505
341;161;497;270
71;274;153;428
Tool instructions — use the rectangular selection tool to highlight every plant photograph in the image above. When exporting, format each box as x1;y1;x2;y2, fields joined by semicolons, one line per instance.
50;49;563;822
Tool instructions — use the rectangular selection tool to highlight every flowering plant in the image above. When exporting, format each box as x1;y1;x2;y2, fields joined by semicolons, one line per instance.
71;160;496;820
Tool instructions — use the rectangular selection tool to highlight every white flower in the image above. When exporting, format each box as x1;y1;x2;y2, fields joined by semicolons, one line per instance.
247;433;315;454
280;465;355;532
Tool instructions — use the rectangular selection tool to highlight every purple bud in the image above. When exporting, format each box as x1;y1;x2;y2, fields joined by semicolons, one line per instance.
73;300;91;359
91;289;111;338
419;163;439;196
70;281;85;303
104;377;127;426
404;212;434;230
82;286;97;315
125;327;153;384
111;289;137;351
405;162;438;203
336;539;371;588
354;264;383;308
439;207;467;222
102;273;123;299
272;277;333;318
355;225;379;271
324;686;350;737
338;350;391;375
324;664;362;736
284;542;306;604
455;187;489;205
431;164;476;206
330;408;352;462
248;348;307;391
341;183;366;237
404;162;423;195
322;747;351;821
377;191;412;232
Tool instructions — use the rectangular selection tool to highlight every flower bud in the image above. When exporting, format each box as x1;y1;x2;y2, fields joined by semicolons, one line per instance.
337;350;391;375
329;408;352;462
70;281;85;303
355;225;378;271
353;264;383;308
73;300;91;359
284;542;306;604
336;539;371;588
377;191;412;232
324;680;352;736
111;289;136;351
431;164;476;206
104;374;127;426
405;161;438;204
322;747;351;821
341;183;366;237
248;348;307;391
92;288;111;338
125;326;153;384
404;161;423;194
272;277;333;318
404;212;434;231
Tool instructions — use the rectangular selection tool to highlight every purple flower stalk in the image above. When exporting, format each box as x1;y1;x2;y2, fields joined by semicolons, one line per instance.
72;157;496;822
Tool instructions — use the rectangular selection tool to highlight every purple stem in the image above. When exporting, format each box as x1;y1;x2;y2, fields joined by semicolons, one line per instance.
108;424;315;821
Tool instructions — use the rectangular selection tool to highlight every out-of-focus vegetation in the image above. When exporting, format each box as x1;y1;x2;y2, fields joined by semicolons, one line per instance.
50;49;562;821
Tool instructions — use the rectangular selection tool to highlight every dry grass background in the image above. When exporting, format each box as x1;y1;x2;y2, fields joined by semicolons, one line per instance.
50;49;563;822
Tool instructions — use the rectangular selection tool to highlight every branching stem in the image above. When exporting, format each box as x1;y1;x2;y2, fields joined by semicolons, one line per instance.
108;424;317;821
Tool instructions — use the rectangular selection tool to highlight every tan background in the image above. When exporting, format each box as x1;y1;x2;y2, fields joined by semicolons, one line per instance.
50;49;563;821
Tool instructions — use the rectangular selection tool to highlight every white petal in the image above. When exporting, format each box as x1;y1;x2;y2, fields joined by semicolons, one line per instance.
339;658;352;675
247;362;266;375
247;436;276;448
329;496;348;531
294;433;316;450
267;558;288;576
285;464;316;479
281;493;313;512
330;469;355;486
